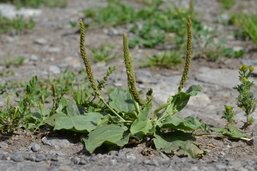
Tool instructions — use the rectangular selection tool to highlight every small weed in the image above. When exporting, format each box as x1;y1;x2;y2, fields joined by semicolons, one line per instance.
0;16;35;34
1;0;67;8
218;0;235;9
84;0;137;27
0;70;15;77
91;45;116;62
235;65;257;128
141;51;182;68
0;56;26;68
213;65;256;141
84;0;202;48
236;14;257;46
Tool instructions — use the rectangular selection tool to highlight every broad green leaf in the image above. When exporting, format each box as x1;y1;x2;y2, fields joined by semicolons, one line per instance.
212;123;251;141
153;132;204;158
171;92;190;112
66;98;80;116
130;102;153;138
83;124;129;153
109;88;135;113
44;112;66;127
164;86;201;114
186;85;201;96
54;112;103;132
55;98;68;113
157;115;203;132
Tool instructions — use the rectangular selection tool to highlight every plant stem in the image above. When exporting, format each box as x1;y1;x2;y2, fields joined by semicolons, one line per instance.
178;17;192;92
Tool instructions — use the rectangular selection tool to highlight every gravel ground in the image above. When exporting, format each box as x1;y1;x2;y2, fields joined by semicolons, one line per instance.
1;0;257;170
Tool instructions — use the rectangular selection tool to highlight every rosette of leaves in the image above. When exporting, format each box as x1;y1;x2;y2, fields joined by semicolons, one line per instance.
51;18;205;158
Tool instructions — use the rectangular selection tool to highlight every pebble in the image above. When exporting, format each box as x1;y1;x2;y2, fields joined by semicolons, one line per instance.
10;153;24;162
125;153;136;161
30;143;41;152
0;142;8;149
47;47;61;53
35;154;46;162
58;165;73;171
48;66;61;74
71;157;80;165
30;55;40;61
34;38;47;45
0;152;9;160
110;159;117;165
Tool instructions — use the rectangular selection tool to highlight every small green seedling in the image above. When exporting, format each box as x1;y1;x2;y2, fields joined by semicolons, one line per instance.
6;0;67;8
0;16;35;34
236;15;257;46
141;51;182;68
218;0;235;9
0;56;26;68
91;45;116;62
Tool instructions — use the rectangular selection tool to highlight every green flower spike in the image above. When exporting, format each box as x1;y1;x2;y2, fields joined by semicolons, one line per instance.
178;17;193;92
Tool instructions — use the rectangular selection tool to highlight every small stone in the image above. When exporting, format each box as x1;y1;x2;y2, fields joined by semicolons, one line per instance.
24;153;36;161
126;153;136;161
49;66;61;74
30;143;41;152
10;153;24;162
47;47;60;53
58;165;73;171
79;158;87;165
71;157;80;165
0;142;8;149
0;152;9;160
34;38;47;45
35;153;46;162
110;159;117;165
143;159;153;165
30;55;39;61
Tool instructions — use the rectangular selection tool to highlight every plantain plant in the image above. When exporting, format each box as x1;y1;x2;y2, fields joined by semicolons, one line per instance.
50;17;205;158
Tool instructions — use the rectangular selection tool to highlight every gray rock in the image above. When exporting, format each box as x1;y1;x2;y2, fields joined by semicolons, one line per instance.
0;151;9;160
30;55;40;61
195;67;239;88
110;159;117;165
42;137;73;149
71;157;80;164
35;153;46;162
10;153;24;162
34;38;47;45
125;153;137;161
30;143;41;152
0;142;8;149
48;65;61;74
47;47;61;53
58;165;73;171
0;4;41;19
